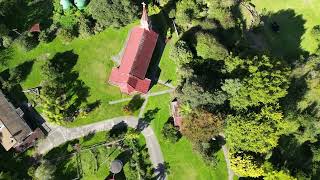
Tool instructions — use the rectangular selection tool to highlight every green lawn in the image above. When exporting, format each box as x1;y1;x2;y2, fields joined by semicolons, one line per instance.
252;0;320;54
143;94;228;180
0;22;171;127
158;36;178;86
45;131;140;180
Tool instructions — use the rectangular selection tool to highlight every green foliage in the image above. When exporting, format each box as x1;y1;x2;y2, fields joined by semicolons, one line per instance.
226;106;289;153
38;51;89;124
195;32;228;60
34;161;56;180
162;120;181;143
88;0;139;29
175;0;207;29
0;171;13;180
0;0;15;16
286;114;320;144
178;80;227;109
311;25;320;42
229;152;265;177
222;55;290;110
169;40;193;65
264;170;297;180
128;139;154;179
311;144;320;162
204;0;236;28
292;55;320;117
14;33;38;51
181;109;224;144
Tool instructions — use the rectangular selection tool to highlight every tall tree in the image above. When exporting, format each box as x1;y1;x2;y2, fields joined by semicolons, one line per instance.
181;109;224;144
222;55;290;110
195;32;228;60
34;161;56;180
226;106;291;154
88;0;139;29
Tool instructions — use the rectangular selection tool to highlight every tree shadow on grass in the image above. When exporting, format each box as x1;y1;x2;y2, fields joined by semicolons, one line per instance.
109;121;128;139
253;9;307;64
137;108;160;131
105;150;132;180
43;50;91;121
124;95;145;113
270;135;313;177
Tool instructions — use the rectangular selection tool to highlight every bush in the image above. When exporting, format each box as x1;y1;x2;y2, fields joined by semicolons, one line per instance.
78;17;93;39
15;33;38;51
311;25;320;42
88;0;139;29
1;35;12;48
58;28;76;42
162;119;181;143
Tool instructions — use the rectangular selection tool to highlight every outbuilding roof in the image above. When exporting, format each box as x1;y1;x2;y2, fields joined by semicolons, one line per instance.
0;91;32;149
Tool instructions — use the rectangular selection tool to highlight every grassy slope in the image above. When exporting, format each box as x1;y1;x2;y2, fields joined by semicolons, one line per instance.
252;0;320;53
144;94;228;180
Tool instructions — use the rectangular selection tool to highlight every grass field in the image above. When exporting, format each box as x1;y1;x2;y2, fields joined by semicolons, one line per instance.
143;94;228;180
0;22;171;127
252;0;320;54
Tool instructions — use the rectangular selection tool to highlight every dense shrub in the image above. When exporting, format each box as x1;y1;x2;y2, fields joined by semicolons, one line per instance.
162;120;181;143
88;0;139;29
15;32;38;51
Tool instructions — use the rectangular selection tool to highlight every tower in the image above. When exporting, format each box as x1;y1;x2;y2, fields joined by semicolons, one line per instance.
140;2;149;30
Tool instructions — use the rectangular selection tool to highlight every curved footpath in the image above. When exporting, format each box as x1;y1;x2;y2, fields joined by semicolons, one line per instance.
36;116;165;179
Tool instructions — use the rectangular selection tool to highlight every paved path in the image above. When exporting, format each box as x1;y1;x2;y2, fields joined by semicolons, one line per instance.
37;116;165;178
108;89;175;105
219;133;235;180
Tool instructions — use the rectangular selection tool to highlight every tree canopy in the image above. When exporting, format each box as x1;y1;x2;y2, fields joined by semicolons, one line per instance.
88;0;139;28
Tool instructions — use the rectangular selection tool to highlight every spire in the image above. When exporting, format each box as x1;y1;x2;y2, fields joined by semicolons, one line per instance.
140;2;149;30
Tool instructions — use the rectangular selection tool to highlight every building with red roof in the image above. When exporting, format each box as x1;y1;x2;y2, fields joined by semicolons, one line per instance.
108;3;159;94
171;100;183;129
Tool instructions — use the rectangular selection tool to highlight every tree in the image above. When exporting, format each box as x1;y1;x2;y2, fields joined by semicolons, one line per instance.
0;0;14;16
311;25;320;42
175;0;207;29
204;0;236;28
265;170;297;180
169;40;193;65
226;106;290;154
38;51;89;124
222;55;290;110
34;161;56;180
195;32;228;60
88;0;139;29
177;80;227;109
229;152;265;177
181;109;224;144
0;171;13;180
162;121;180;143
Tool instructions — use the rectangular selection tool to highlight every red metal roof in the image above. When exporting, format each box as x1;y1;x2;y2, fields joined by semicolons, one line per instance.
108;3;158;94
171;101;183;128
29;23;40;33
119;27;158;79
109;27;158;94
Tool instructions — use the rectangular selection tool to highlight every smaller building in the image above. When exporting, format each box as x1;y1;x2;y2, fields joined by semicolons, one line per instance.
0;90;43;152
171;100;183;128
